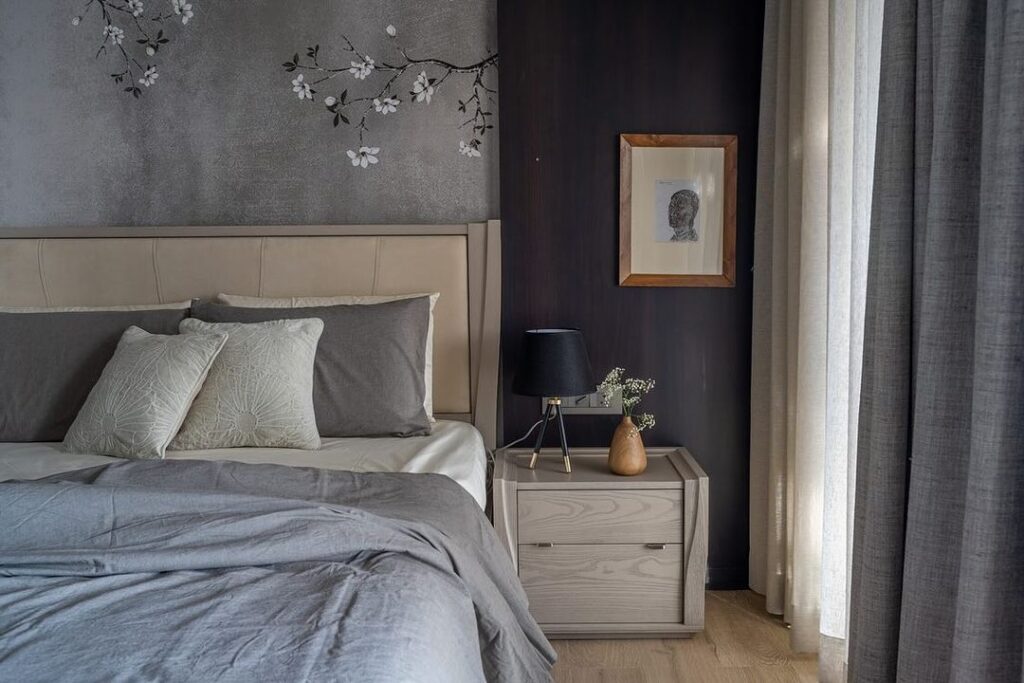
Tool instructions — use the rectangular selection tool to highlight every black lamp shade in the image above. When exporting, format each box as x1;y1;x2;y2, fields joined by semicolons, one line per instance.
513;328;595;397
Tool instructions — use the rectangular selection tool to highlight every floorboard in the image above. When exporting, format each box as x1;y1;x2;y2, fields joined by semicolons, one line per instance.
551;591;819;682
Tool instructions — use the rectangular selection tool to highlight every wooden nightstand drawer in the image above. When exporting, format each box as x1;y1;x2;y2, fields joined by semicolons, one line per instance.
518;489;682;544
493;448;707;638
519;543;682;624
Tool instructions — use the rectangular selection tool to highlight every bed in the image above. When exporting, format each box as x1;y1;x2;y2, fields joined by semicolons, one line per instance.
0;223;556;682
0;419;489;508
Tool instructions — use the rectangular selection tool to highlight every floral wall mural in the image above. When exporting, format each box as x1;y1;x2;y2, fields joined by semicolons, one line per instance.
73;0;196;98
282;27;497;166
0;1;498;227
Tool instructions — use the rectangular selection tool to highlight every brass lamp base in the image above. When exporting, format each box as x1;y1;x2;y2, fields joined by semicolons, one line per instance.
527;397;573;473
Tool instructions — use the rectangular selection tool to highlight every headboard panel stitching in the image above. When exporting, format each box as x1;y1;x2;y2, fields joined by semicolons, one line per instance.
37;240;51;305
371;236;383;294
258;237;267;296
151;239;165;303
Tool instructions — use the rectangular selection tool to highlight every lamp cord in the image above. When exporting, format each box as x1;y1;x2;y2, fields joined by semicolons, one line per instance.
486;411;557;467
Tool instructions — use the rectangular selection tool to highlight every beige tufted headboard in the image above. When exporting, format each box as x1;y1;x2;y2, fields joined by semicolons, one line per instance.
0;222;501;448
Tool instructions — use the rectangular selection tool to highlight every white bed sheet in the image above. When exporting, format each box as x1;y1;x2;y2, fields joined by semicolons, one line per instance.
0;419;488;508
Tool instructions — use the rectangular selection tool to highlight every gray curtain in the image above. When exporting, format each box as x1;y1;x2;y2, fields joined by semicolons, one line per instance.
849;0;1024;681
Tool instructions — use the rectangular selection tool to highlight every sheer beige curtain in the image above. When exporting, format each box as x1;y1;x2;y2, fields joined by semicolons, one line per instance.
749;0;882;678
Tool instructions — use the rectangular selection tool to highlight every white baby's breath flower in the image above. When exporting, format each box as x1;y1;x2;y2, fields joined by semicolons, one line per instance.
634;413;656;432
291;73;313;100
598;367;655;429
598;367;625;401
412;71;434;103
346;146;380;168
127;0;144;17
138;65;158;87
459;140;481;157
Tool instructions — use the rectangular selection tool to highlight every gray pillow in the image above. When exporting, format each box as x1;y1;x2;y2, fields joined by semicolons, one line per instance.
190;298;431;437
63;326;227;459
0;309;188;441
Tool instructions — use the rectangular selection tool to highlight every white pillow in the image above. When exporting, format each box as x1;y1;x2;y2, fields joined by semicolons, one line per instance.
63;326;227;459
216;292;439;422
0;301;191;312
170;318;324;451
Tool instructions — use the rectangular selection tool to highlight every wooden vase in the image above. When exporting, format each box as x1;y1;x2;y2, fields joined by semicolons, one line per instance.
608;415;648;475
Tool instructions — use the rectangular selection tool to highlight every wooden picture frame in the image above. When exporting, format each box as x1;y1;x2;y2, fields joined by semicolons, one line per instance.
619;134;737;287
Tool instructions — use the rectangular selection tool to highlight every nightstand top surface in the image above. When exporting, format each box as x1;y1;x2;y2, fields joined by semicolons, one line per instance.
499;447;703;489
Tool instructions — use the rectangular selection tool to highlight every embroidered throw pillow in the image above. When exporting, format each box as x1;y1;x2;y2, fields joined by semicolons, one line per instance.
63;326;227;459
170;318;324;450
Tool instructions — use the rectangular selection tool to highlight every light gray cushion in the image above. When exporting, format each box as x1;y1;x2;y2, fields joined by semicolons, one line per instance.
0;301;191;313
190;298;431;437
0;308;188;441
170;318;324;450
62;326;227;459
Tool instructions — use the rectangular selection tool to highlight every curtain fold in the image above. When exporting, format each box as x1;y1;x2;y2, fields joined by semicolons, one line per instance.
750;0;829;641
749;0;827;647
821;1;883;680
849;0;1024;681
751;0;881;675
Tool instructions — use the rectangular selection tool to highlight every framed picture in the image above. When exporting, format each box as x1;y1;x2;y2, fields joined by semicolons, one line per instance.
619;134;737;287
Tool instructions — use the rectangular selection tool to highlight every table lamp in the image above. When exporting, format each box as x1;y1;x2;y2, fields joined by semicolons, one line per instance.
513;328;595;473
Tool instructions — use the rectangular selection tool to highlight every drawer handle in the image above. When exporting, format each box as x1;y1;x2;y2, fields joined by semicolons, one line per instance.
645;543;667;550
535;542;554;548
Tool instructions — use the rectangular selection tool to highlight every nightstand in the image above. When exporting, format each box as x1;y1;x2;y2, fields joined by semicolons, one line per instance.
493;447;708;639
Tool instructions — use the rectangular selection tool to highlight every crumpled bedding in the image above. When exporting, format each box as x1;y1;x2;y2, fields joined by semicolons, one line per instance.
0;459;555;682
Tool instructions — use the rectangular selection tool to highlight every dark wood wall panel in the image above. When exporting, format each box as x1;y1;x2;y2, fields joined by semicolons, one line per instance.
498;0;765;588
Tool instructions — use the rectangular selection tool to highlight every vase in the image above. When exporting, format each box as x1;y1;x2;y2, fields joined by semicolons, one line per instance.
608;415;648;475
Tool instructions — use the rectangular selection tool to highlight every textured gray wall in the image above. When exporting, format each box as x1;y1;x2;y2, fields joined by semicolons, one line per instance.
0;1;498;227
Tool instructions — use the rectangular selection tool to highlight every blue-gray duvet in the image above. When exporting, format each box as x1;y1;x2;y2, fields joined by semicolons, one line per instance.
0;459;555;682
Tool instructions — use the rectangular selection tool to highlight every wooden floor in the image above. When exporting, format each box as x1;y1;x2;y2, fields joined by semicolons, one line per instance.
550;591;818;683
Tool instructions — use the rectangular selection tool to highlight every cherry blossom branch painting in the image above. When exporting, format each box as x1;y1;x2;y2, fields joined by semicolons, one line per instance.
72;0;195;97
282;24;498;167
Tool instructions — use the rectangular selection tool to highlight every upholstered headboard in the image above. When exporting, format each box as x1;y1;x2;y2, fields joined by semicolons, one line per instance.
0;222;501;448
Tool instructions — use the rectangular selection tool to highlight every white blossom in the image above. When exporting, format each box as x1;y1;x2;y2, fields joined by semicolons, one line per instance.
634;413;656;431
146;45;156;56
412;71;434;103
103;24;125;45
597;367;656;431
385;24;397;37
459;140;481;157
138;65;158;87
348;56;375;80
598;367;625;405
171;0;193;25
324;96;337;107
346;146;380;168
71;15;81;26
127;0;144;17
373;96;399;115
291;73;313;100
